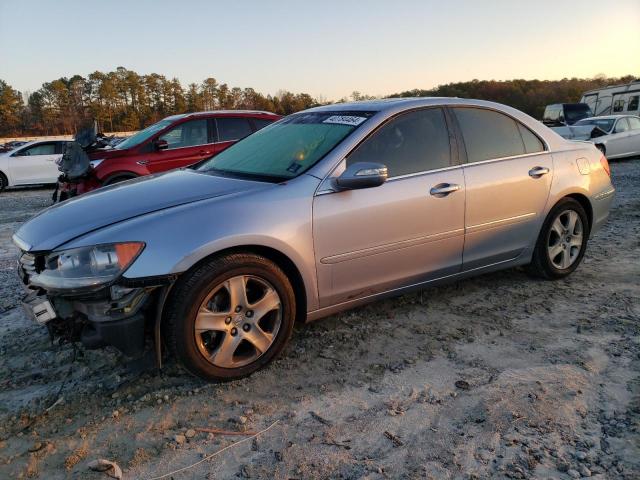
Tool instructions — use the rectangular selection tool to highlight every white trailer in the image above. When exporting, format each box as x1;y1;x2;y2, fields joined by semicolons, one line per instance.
581;80;640;117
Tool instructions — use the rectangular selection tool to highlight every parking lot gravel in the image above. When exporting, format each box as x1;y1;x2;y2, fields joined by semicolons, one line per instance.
0;160;638;479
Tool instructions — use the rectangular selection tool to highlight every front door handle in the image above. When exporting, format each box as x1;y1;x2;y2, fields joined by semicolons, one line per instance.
430;183;461;197
529;166;550;178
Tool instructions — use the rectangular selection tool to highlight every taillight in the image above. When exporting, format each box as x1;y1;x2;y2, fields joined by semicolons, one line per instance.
600;155;610;177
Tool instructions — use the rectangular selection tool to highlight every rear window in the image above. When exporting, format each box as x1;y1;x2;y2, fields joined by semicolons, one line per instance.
454;108;526;162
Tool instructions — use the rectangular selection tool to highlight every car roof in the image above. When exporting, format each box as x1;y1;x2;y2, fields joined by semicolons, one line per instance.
306;96;534;115
166;110;280;121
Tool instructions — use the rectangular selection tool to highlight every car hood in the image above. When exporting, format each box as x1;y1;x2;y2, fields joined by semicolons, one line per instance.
14;169;271;252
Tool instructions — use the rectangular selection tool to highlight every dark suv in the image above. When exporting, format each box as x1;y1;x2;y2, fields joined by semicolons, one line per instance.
542;103;592;126
59;110;281;196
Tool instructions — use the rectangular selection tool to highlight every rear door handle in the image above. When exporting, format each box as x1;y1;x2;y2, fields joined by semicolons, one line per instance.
529;166;550;178
430;183;461;197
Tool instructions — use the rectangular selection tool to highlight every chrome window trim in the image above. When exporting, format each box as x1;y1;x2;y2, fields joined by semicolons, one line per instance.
313;103;552;197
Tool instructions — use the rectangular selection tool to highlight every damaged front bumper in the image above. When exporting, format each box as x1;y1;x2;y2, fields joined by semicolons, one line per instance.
17;250;172;357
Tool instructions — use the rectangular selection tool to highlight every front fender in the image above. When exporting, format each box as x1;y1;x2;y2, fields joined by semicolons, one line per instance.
58;174;321;311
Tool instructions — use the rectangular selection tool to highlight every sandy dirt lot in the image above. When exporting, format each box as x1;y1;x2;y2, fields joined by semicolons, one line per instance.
0;161;638;480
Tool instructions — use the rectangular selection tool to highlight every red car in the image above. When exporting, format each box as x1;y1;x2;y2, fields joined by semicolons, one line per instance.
59;110;281;197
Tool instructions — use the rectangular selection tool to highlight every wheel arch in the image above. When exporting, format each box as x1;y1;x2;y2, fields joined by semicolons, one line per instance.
102;171;139;185
179;244;308;323
564;193;593;232
0;169;8;188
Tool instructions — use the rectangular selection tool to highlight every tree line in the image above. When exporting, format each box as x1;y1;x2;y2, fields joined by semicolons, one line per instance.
0;67;317;136
388;75;637;119
0;69;636;137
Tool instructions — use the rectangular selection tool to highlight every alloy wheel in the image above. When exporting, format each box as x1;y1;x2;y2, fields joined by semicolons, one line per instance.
194;275;282;368
547;209;584;270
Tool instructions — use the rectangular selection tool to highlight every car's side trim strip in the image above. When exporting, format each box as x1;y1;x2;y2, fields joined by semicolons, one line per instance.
307;254;527;321
320;228;464;264
466;212;537;233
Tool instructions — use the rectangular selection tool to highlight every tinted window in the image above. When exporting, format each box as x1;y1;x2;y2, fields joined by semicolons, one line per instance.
614;118;630;133
628;96;639;111
454;108;525;162
217;118;253;142
347;108;451;177
627;117;640;130
518;123;544;153
564;104;592;124
17;143;57;156
159;119;208;149
253;118;275;130
613;100;624;113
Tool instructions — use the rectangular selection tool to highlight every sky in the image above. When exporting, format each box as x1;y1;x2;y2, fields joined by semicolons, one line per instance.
0;0;638;100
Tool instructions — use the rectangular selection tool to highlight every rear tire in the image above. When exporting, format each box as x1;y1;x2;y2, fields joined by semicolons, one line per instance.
526;198;589;280
164;253;296;381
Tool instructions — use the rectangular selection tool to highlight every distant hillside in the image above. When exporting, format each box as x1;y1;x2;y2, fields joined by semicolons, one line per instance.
388;76;638;119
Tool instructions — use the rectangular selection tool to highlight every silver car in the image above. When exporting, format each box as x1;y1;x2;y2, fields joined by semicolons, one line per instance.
574;115;640;159
13;98;615;381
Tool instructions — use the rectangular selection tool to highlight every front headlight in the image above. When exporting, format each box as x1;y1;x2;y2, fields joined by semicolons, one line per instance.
30;242;144;291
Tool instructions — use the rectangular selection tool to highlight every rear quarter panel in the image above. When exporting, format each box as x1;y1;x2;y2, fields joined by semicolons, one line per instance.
545;142;614;236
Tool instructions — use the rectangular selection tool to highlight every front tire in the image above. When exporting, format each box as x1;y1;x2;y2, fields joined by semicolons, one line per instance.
0;172;7;192
527;198;589;279
164;253;296;381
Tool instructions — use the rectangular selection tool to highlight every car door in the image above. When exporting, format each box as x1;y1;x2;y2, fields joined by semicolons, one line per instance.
147;118;212;173
451;107;553;271
9;142;61;185
214;117;255;155
605;118;631;158
625;116;640;155
313;107;465;307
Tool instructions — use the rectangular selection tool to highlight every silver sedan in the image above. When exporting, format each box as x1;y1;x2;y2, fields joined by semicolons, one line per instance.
574;115;640;159
14;98;615;381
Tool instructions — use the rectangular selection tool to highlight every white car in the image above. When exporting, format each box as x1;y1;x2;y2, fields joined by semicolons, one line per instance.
573;115;640;159
0;140;69;192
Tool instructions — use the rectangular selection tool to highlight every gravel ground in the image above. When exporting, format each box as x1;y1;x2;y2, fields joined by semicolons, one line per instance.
0;160;638;480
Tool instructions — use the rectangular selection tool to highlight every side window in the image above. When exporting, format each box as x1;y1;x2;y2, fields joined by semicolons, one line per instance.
628;96;639;112
15;143;57;156
454;108;526;162
517;123;545;153
216;118;253;142
612;99;625;113
159;119;208;149
627;117;640;130
614;118;630;133
253;118;275;131
347;108;451;177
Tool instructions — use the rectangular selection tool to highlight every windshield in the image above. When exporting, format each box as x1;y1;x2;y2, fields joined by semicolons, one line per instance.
574;118;614;132
196;112;374;181
564;104;592;124
116;118;176;150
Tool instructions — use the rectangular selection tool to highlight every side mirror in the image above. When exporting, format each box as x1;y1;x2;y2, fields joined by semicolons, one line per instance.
154;139;169;151
334;162;388;191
